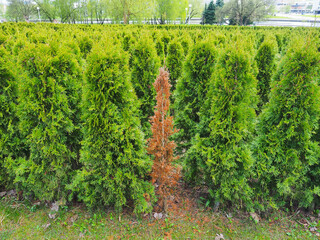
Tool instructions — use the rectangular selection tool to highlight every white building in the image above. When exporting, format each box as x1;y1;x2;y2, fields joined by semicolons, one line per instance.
275;0;319;13
312;0;320;13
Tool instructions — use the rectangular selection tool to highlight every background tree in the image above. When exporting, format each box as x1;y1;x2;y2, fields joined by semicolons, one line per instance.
186;0;203;23
156;0;187;24
34;0;58;22
200;3;207;25
216;0;224;8
6;0;35;22
55;0;79;23
110;0;152;24
202;0;215;25
87;0;109;24
222;0;274;26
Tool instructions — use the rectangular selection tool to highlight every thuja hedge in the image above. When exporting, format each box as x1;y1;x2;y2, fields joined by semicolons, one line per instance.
1;23;320;212
69;45;155;214
166;39;184;92
173;40;217;181
5;42;83;201
130;36;160;135
0;47;23;190
255;35;277;112
254;40;320;209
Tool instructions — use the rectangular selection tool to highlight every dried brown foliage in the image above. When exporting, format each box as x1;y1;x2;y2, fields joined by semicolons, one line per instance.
147;67;179;213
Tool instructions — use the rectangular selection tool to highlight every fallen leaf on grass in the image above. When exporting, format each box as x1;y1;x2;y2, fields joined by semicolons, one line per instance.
309;226;317;232
0;213;8;226
0;192;6;197
250;212;259;223
48;213;57;219
7;190;16;197
42;223;51;229
298;218;309;228
215;233;225;240
70;214;78;223
214;225;223;231
164;231;172;240
154;212;163;220
50;201;60;212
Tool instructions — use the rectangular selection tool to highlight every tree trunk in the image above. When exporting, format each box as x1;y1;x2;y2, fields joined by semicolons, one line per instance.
123;12;128;24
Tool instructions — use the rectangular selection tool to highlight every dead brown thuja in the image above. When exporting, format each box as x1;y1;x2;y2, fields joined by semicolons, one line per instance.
148;67;179;214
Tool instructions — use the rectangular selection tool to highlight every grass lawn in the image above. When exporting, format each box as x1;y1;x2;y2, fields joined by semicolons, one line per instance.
0;194;319;239
265;15;291;19
298;15;320;18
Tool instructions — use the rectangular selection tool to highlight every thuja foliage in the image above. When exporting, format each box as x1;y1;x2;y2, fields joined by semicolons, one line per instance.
166;39;184;92
155;37;164;59
122;33;136;52
255;36;277;112
70;45;154;214
174;41;217;156
148;67;179;213
179;34;193;56
0;47;21;189
7;43;82;201
255;40;320;209
161;32;171;56
130;37;160;135
204;43;257;208
78;36;93;58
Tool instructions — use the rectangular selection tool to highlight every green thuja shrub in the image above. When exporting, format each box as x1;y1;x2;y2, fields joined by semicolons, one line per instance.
0;47;23;189
255;35;277;112
202;43;257;208
161;32;171;56
174;41;217;166
69;45;154;214
255;40;320;209
78;35;93;58
0;34;6;45
131;37;160;135
166;39;184;92
8;43;82;201
122;33;136;52
155;37;165;63
179;34;193;56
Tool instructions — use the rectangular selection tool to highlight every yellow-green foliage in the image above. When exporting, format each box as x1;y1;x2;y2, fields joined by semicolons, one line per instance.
1;23;320;212
69;44;155;214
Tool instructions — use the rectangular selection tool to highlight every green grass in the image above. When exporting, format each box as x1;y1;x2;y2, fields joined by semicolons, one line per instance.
298;15;320;18
265;15;291;19
0;197;319;239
